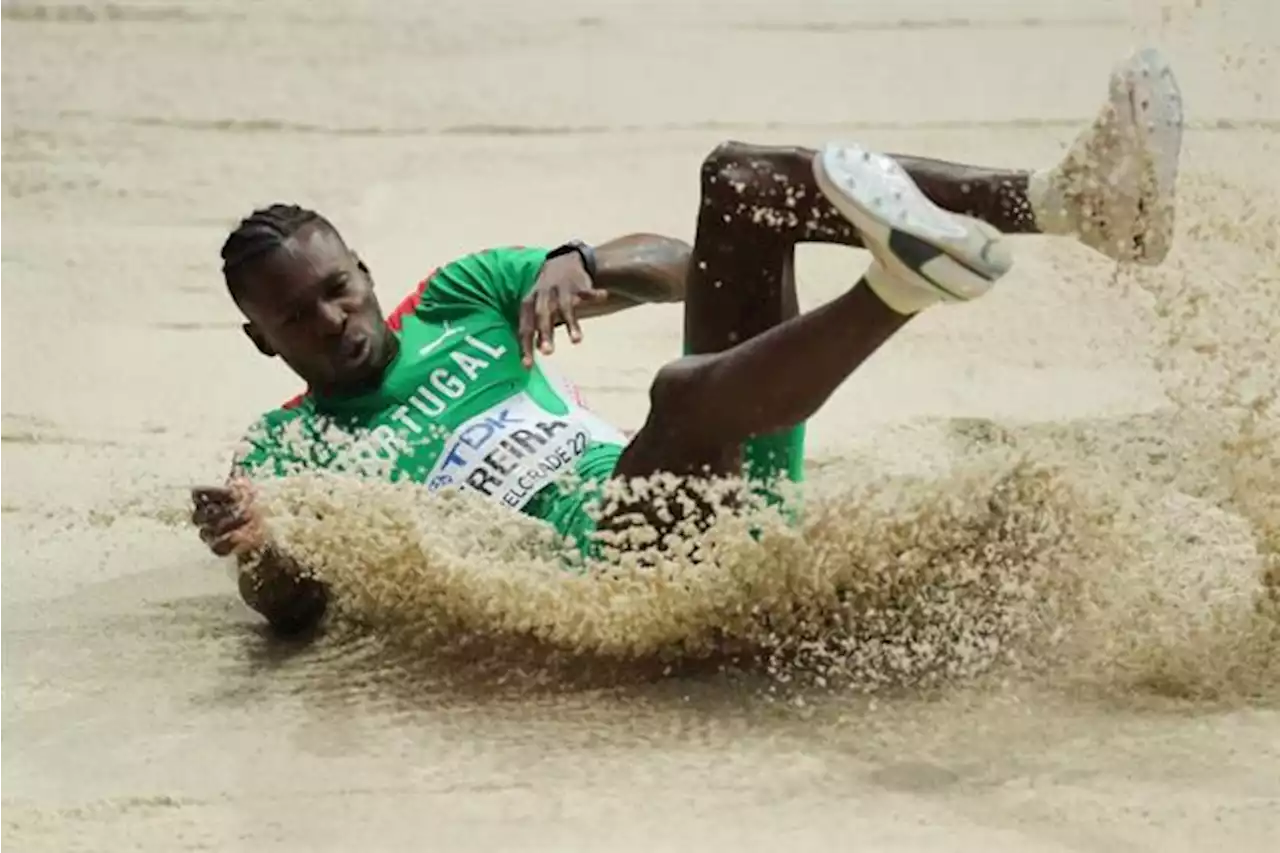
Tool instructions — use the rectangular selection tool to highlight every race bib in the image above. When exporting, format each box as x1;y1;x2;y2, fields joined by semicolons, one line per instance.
425;392;627;509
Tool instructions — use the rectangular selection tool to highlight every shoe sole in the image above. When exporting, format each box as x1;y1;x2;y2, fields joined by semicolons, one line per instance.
813;144;1013;302
1112;47;1185;264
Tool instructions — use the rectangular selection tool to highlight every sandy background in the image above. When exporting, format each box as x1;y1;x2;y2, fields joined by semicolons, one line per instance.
3;0;1279;850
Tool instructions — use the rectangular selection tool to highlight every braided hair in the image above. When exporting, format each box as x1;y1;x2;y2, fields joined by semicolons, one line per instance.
220;203;335;298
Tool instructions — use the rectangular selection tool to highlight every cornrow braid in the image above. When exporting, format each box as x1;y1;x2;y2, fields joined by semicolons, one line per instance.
220;203;332;295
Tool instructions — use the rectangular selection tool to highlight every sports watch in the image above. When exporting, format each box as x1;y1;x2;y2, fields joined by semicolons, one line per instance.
544;240;598;282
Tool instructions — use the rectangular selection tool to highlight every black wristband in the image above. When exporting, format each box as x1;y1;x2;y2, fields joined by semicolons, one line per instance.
545;240;597;282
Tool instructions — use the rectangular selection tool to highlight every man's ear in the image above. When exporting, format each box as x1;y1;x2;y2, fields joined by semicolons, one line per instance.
243;323;276;358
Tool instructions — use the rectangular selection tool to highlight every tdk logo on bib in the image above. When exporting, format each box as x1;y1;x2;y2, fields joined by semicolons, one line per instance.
437;408;523;471
427;393;593;510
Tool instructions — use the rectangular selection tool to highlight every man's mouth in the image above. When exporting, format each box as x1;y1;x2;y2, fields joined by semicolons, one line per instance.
339;336;370;365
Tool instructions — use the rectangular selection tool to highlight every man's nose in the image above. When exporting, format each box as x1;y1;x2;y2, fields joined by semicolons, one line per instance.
315;301;346;335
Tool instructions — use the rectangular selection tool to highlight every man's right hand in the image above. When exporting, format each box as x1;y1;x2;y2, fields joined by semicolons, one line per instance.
191;479;264;559
192;480;327;633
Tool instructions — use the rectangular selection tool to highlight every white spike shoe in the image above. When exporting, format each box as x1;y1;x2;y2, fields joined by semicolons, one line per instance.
813;143;1013;315
1030;47;1185;265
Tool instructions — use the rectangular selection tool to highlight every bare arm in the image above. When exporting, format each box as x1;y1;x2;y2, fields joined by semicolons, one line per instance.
237;549;329;636
577;233;691;318
518;233;691;364
193;482;328;636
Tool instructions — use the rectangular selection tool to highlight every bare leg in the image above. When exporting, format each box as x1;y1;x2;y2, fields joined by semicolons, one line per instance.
614;141;1027;480
607;47;1185;511
668;53;1187;363
683;142;1036;355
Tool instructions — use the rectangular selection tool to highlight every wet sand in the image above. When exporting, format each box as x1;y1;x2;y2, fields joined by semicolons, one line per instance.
3;1;1279;850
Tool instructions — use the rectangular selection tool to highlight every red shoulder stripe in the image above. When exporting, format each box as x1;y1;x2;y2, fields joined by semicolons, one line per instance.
386;268;437;332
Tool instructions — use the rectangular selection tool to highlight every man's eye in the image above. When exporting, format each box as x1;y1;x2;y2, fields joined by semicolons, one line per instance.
326;278;348;297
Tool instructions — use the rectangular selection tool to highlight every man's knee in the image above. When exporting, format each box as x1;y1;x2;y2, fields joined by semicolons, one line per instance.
700;141;756;196
615;357;735;479
646;356;715;442
698;141;806;228
701;141;747;179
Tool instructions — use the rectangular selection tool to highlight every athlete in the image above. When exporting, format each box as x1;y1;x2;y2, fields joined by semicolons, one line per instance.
192;49;1184;635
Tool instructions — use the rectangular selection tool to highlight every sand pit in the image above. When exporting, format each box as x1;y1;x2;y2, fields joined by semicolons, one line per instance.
3;1;1278;850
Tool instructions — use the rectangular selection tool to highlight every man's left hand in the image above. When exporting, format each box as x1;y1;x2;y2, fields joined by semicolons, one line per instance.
518;253;609;368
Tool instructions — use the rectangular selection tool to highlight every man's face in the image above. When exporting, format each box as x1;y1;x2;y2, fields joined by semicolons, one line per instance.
234;223;393;395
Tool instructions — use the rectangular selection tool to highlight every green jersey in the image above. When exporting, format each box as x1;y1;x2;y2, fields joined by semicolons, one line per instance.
235;246;629;549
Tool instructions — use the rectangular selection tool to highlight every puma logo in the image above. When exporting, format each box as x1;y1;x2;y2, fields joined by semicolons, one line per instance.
418;321;466;356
